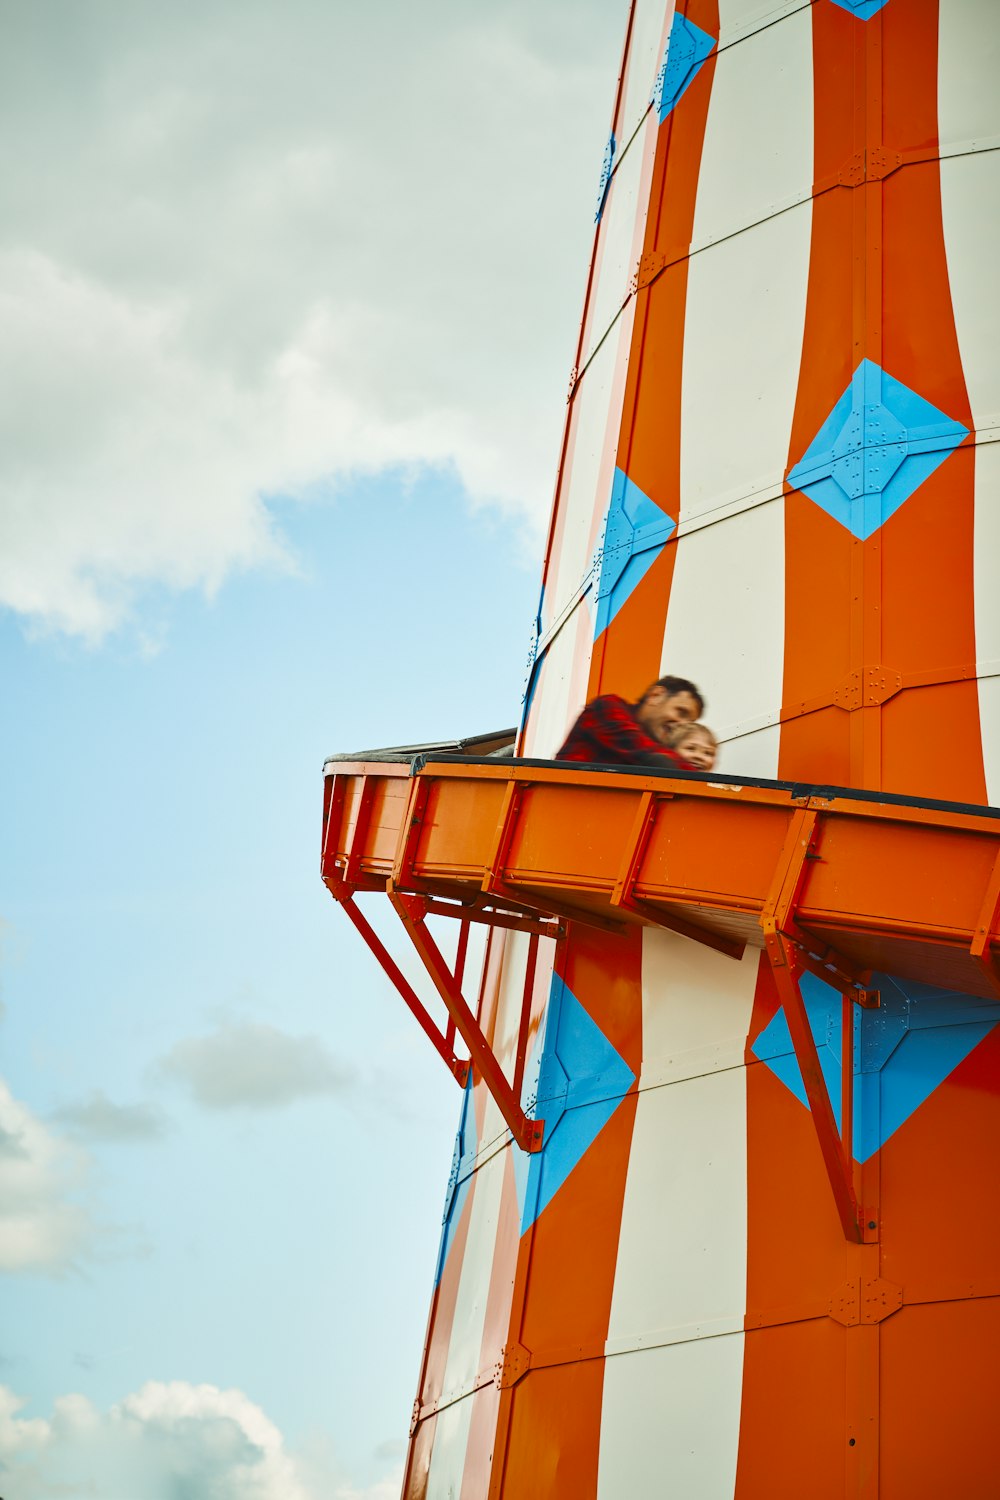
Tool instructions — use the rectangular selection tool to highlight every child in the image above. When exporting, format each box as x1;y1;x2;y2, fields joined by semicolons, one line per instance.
668;722;718;771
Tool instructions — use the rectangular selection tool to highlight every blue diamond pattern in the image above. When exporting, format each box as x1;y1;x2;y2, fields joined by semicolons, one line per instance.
827;0;890;19
595;131;616;223
434;1074;478;1284
593;468;674;639
787;359;968;539
752;971;1000;1162
520;583;545;723
513;975;635;1234
653;14;716;122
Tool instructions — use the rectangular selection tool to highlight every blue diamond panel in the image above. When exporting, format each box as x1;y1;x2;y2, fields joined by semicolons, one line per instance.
653;14;716;122
786;359;968;540
593;468;675;639
827;0;890;19
752;971;1000;1162
595;131;616;223
434;1074;478;1284
513;975;635;1235
520;583;545;723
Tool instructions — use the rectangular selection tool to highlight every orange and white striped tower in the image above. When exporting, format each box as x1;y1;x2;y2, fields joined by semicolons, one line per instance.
387;1;1000;1493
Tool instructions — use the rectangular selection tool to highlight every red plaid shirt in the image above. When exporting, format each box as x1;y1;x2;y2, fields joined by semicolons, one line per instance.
555;695;693;769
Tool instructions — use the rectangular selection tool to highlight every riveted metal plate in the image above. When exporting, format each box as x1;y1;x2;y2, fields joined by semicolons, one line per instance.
494;1341;531;1391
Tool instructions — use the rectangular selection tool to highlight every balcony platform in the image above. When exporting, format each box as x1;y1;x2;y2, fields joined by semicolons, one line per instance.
323;753;1000;1000
321;750;1000;1240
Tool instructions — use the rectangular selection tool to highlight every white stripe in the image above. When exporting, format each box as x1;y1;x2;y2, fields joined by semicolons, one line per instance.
583;122;652;368
679;7;812;524
477;931;559;1153
609;933;758;1342
717;0;810;49
602;936;758;1500
581;0;670;373
938;0;1000;154
693;3;813;249
424;1148;506;1497
939;151;1000;432
521;595;593;758
539;9;677;632
548;309;634;624
973;444;1000;805
600;933;760;1498
425;1399;475;1500
660;503;785;778
620;1;674;147
599;1336;745;1497
939;2;1000;801
528;295;638;756
662;7;811;774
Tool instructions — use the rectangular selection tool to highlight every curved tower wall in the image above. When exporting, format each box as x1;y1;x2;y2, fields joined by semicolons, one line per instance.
404;2;1000;1495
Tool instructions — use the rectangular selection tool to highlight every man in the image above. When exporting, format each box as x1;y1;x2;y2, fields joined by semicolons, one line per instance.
555;675;705;768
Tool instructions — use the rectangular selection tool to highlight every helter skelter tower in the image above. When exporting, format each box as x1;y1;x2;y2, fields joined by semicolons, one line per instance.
322;0;1000;1494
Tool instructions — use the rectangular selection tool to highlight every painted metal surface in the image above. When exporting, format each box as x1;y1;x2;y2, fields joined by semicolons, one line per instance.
322;0;1000;1492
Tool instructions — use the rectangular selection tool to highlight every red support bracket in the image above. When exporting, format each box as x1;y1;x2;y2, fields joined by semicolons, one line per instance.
512;933;539;1109
970;844;1000;998
392;777;432;888
769;936;864;1244
388;883;545;1154
480;781;628;936
344;774;380;887
609;790;746;958
339;894;469;1087
761;809;869;1244
321;775;349;884
414;894;562;940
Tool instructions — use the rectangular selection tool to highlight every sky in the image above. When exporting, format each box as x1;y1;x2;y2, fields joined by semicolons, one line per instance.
0;2;626;1496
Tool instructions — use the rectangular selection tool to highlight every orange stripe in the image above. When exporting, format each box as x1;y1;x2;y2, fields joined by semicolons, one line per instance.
745;8;992;1487
459;937;553;1496
737;958;860;1498
404;932;506;1494
490;924;643;1494
496;1099;640;1496
877;1027;1000;1490
780;3;867;790
590;0;720;699
780;0;985;799
536;5;640;620
402;1183;477;1500
403;1416;437;1500
459;1152;521;1500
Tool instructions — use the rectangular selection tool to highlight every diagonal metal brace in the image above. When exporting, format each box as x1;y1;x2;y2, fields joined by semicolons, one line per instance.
338;894;469;1087
768;935;863;1244
760;808;866;1243
388;883;545;1153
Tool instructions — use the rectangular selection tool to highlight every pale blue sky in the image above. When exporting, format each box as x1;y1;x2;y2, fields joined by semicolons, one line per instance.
0;3;626;1492
2;474;537;1492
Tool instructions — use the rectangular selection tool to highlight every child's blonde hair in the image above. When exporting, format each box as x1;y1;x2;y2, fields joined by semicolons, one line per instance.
668;721;718;751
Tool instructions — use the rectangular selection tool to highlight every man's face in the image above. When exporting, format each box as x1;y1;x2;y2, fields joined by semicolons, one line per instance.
635;687;701;745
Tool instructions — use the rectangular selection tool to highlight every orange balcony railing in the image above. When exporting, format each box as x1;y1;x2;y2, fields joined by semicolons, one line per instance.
322;751;1000;1241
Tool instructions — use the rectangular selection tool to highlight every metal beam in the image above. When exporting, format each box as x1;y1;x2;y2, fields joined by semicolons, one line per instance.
388;885;544;1153
338;895;468;1086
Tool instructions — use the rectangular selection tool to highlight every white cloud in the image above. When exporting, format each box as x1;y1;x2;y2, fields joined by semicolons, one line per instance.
50;1089;166;1143
0;0;623;640
0;1381;310;1499
0;1079;95;1274
0;1380;402;1500
155;1021;356;1108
